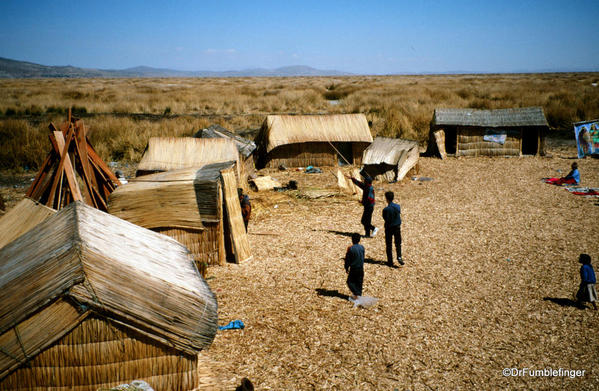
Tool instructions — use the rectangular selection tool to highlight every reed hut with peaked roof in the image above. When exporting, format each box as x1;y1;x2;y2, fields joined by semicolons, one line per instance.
428;107;548;158
0;198;55;249
136;137;242;179
0;202;217;391
108;162;252;273
256;114;373;168
362;138;419;182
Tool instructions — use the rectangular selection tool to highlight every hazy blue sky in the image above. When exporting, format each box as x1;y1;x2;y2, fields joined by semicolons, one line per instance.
0;0;597;74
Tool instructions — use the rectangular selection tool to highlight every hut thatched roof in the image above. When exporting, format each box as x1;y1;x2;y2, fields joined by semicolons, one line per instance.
432;107;549;128
137;137;240;173
261;114;373;153
195;124;256;158
0;198;55;249
108;162;234;228
362;138;418;166
0;201;217;376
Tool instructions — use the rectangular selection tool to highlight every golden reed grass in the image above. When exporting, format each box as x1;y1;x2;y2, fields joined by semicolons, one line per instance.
1;73;598;169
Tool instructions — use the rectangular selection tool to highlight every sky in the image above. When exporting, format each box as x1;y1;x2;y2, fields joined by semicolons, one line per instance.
0;0;598;75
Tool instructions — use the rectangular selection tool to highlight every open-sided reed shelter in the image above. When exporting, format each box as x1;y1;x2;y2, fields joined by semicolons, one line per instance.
195;124;257;178
136;137;242;179
429;107;548;158
362;137;419;182
0;202;217;391
256;114;373;168
108;162;252;273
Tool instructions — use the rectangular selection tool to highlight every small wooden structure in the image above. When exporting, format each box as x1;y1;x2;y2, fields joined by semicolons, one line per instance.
136;137;242;179
428;107;548;158
195;124;257;179
362;137;419;182
0;198;55;249
26;111;121;211
108;162;252;273
0;202;217;391
256;114;373;168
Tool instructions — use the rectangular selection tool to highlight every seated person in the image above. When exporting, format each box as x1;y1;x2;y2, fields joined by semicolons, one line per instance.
544;162;580;186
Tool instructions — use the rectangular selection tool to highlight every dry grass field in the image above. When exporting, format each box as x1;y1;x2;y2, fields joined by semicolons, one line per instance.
1;73;599;170
204;140;599;390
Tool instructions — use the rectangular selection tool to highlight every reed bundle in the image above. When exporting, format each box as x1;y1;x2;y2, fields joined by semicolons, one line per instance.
221;168;252;263
362;137;419;182
0;198;55;249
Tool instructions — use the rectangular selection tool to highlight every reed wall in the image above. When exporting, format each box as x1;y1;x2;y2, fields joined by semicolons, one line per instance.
263;142;368;168
1;316;199;391
456;127;521;157
155;222;224;273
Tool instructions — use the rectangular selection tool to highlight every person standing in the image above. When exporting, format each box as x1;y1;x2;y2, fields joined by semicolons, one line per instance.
238;188;251;232
345;233;365;303
576;253;597;310
347;174;378;238
382;191;403;267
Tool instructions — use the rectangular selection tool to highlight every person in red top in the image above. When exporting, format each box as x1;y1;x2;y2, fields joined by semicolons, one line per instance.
238;188;251;232
347;174;378;238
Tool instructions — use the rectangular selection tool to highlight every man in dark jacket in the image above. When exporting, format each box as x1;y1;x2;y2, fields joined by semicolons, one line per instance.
348;174;378;238
345;233;365;303
382;191;403;267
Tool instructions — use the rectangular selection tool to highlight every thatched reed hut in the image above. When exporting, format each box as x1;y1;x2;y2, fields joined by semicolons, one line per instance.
362;138;419;182
0;198;55;249
256;114;373;168
0;202;217;391
195;124;257;178
428;107;548;158
108;162;252;273
136;137;242;179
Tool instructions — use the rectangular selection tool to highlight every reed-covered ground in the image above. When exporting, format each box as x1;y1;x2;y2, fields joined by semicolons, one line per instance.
1;73;598;170
206;140;599;390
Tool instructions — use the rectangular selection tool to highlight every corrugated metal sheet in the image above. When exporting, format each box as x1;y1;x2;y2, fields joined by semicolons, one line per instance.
261;114;373;153
433;107;548;127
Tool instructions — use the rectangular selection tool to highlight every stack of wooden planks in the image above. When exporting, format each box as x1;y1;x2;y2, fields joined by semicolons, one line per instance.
26;110;121;211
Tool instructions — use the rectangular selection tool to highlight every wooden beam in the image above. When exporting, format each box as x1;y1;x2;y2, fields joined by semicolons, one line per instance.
47;130;83;207
86;142;121;185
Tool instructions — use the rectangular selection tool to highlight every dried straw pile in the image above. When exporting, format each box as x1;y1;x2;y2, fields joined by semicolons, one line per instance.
204;140;599;390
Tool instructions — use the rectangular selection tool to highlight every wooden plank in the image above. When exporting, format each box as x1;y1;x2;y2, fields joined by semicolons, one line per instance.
216;183;226;266
48;130;83;207
72;122;97;208
26;151;55;198
221;168;252;263
86;143;121;184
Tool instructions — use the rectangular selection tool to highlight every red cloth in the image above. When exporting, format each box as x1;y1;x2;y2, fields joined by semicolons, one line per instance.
544;177;577;186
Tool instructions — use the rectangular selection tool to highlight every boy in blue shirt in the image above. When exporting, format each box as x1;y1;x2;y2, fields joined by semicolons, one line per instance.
345;233;365;303
576;253;597;310
382;191;403;267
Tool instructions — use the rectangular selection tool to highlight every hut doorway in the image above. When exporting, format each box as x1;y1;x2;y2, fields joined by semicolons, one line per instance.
445;127;457;155
521;129;538;155
334;142;353;166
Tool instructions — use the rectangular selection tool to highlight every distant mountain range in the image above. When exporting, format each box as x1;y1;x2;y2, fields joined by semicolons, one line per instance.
0;57;352;78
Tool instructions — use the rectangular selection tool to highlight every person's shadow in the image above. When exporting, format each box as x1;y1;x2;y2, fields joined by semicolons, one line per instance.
318;229;354;238
365;257;399;268
543;297;586;310
316;288;349;301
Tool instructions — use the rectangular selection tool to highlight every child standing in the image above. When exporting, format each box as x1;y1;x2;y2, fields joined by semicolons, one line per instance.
576;253;597;310
345;233;365;303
